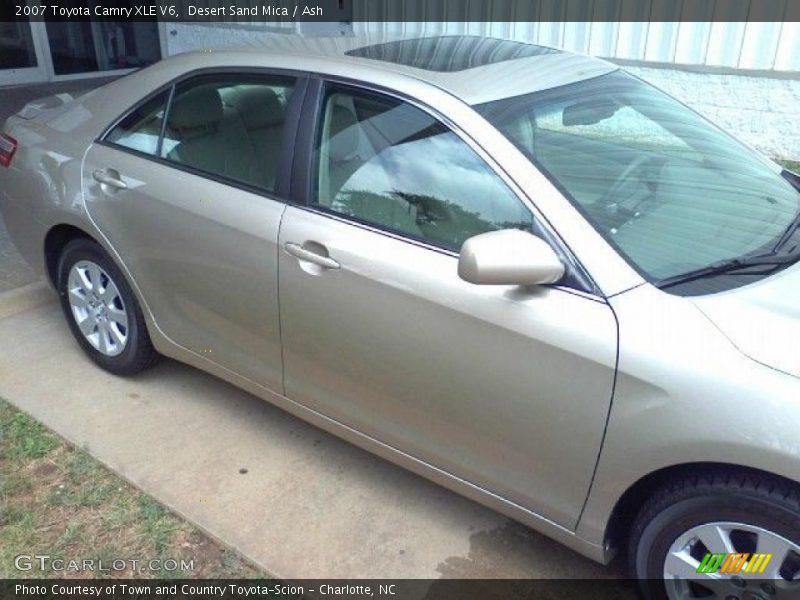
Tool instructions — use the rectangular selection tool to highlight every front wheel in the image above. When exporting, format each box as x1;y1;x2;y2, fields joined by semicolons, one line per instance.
57;238;159;375
630;468;800;600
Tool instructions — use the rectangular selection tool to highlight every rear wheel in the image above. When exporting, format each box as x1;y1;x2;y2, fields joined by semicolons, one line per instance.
629;468;800;600
57;238;159;375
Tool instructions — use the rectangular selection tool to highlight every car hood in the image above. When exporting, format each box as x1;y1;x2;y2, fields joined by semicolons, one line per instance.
691;262;800;379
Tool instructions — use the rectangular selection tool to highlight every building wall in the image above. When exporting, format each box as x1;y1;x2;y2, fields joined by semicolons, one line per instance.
165;22;800;160
356;20;800;73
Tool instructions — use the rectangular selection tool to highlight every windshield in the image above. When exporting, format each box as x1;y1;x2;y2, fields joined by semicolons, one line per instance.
475;70;800;294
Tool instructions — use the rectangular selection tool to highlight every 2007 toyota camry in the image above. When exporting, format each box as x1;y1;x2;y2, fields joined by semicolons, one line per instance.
2;34;800;596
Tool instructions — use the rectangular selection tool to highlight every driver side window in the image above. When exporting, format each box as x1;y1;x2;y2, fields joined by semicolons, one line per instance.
312;87;534;252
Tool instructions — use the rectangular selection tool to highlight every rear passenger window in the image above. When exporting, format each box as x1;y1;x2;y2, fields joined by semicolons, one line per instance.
105;90;170;155
162;74;295;193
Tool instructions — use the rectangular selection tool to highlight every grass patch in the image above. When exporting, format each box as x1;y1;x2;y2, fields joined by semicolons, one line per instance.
2;407;59;463
0;399;267;579
776;158;800;173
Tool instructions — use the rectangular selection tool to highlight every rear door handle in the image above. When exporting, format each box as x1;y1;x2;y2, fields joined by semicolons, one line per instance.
93;169;127;190
284;242;340;270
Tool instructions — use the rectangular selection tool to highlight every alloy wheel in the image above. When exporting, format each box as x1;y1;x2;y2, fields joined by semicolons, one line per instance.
66;260;129;357
665;521;800;599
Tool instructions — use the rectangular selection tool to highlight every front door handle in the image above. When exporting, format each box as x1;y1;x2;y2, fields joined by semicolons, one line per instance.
284;242;340;270
93;169;127;190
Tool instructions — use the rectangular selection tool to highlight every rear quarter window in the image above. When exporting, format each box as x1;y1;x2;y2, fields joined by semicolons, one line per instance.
104;90;170;155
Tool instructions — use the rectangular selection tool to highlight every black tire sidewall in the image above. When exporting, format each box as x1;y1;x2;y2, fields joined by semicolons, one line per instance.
635;492;800;598
57;239;149;375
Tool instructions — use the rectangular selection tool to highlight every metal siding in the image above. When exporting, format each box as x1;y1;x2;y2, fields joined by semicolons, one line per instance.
705;21;747;67
615;22;649;60
674;22;712;64
354;8;799;74
774;22;800;71
588;22;619;57
739;20;783;69
563;21;592;53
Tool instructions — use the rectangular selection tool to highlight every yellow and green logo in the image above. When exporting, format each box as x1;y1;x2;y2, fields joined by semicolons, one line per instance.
696;553;773;574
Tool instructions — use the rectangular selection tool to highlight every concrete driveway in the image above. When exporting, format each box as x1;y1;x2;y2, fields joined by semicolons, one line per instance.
0;283;627;581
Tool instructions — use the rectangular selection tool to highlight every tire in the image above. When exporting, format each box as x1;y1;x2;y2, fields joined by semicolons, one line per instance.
629;467;800;600
57;238;159;375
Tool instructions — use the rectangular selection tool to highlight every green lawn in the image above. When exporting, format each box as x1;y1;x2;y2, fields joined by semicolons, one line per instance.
777;158;800;173
0;398;266;579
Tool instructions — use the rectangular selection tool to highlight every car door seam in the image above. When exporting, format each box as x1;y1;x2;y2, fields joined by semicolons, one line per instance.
276;203;289;397
574;298;621;542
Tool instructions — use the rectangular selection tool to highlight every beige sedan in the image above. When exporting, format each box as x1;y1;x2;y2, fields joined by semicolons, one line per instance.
3;34;800;597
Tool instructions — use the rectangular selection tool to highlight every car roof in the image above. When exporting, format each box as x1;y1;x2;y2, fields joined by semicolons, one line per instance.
193;33;618;105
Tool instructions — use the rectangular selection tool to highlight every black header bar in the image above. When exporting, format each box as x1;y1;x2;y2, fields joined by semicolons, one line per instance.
4;578;645;600
4;0;800;23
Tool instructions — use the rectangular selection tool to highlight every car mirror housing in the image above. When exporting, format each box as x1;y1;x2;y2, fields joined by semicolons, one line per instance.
457;229;565;286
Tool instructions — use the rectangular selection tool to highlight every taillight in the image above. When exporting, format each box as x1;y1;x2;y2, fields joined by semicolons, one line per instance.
0;133;18;167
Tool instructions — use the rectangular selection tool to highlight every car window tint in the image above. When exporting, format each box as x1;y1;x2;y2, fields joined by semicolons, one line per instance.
476;70;800;287
162;75;295;193
105;90;170;155
535;101;696;156
313;89;533;252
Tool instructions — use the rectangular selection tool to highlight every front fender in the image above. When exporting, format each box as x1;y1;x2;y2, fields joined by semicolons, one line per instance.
577;284;800;549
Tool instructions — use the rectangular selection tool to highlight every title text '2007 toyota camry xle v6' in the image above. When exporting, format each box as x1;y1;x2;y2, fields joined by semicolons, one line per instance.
2;34;800;597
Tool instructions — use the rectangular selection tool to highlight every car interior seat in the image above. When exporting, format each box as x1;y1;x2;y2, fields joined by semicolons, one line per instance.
228;86;286;191
166;85;255;184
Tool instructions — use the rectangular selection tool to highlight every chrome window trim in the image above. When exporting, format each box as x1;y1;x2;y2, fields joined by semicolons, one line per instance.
294;205;605;305
98;65;307;143
92;139;292;206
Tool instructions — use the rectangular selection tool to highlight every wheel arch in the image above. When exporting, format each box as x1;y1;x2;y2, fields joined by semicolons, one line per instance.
604;461;800;555
44;224;100;288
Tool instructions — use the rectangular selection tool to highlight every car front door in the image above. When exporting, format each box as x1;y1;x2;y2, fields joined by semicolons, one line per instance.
83;71;304;391
277;82;618;528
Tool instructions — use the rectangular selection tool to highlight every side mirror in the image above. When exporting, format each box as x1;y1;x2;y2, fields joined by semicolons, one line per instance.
458;229;565;286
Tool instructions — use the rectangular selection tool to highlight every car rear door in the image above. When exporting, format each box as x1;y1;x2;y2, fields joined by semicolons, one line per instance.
277;80;618;528
82;71;306;392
